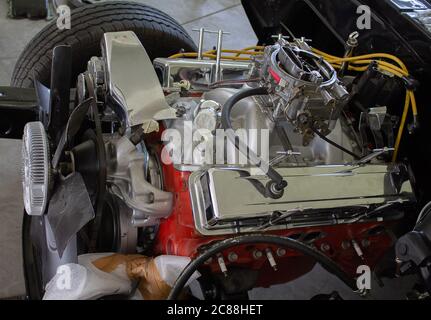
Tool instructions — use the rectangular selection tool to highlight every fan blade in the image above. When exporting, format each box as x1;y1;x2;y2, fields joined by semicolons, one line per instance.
34;79;51;128
51;98;93;168
46;172;95;258
49;45;72;144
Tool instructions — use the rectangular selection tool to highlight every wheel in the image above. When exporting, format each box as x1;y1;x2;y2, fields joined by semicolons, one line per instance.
11;1;196;88
18;1;196;299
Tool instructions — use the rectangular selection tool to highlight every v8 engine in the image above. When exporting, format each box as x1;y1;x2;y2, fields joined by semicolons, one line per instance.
21;29;419;298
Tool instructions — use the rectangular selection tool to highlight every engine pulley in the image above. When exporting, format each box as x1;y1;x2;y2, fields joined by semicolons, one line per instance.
22;121;51;216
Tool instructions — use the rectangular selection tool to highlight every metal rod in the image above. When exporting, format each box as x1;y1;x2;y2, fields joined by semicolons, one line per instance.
192;28;230;35
197;27;205;60
340;32;359;77
215;30;223;82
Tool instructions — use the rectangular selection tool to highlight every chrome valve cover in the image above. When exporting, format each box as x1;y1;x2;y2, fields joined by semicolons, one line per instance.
189;165;415;236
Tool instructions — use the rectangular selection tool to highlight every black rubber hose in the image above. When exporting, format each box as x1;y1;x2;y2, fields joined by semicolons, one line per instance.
167;235;357;300
310;126;361;160
221;87;287;191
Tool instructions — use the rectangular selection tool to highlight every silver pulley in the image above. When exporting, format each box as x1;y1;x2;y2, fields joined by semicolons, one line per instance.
22;121;51;216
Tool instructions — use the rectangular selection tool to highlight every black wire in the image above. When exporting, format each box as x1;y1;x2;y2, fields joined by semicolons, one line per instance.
417;201;431;225
167;234;357;300
310;126;361;160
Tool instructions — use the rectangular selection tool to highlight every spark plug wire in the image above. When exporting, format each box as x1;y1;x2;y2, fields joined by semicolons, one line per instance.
169;45;418;162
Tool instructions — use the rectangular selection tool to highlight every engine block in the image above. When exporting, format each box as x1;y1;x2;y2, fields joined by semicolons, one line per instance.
76;31;417;288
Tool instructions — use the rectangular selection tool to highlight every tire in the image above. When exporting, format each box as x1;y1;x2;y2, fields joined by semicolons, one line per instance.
11;1;196;88
19;1;196;300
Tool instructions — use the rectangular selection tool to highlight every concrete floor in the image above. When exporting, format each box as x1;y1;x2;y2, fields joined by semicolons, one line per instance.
0;0;418;300
0;0;257;86
0;0;256;299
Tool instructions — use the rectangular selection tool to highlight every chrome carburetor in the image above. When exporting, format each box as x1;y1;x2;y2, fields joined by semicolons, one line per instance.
260;39;349;144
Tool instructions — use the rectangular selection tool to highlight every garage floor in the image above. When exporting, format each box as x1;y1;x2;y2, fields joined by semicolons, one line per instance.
0;0;418;300
0;0;257;86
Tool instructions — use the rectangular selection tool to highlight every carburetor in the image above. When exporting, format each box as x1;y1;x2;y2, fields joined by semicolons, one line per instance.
260;39;349;143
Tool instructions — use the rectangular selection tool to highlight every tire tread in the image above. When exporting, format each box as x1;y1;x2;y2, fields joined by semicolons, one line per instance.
11;1;196;87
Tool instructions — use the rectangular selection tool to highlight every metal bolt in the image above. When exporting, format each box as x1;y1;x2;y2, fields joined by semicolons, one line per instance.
276;248;286;257
320;243;331;252
253;250;263;260
228;252;238;262
146;192;155;204
397;243;408;256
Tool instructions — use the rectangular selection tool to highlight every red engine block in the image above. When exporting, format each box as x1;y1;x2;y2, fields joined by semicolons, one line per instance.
155;161;397;288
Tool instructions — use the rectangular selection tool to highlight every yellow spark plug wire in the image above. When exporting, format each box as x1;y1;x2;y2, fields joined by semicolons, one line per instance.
168;52;253;61
169;46;265;60
392;91;412;162
168;45;417;162
234;46;265;57
204;49;265;56
312;48;409;74
311;48;417;162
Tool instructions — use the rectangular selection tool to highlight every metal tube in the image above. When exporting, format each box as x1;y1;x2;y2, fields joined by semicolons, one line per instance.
215;30;223;82
197;27;205;60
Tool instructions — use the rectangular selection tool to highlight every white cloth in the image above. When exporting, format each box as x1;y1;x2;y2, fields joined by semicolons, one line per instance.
154;255;200;287
43;253;200;300
43;253;132;300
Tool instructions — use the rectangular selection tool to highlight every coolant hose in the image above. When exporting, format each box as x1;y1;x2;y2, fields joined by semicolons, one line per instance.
167;234;357;300
221;87;288;196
